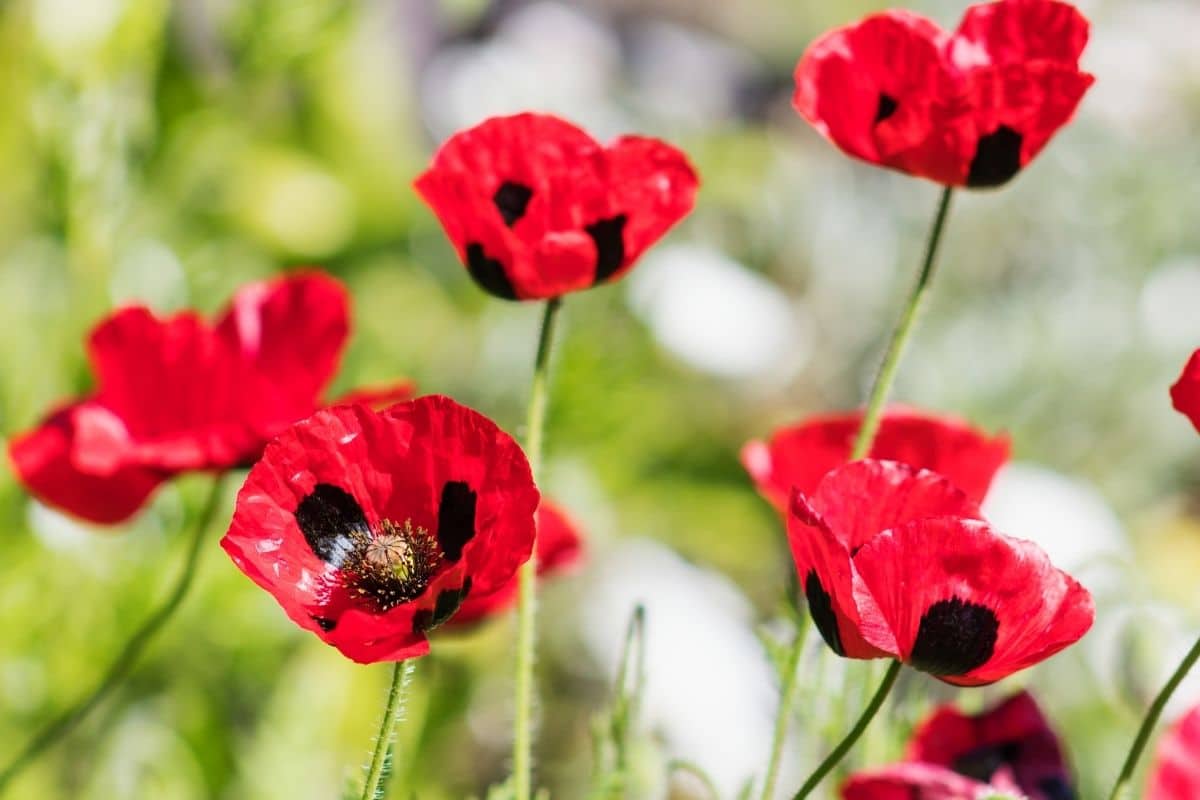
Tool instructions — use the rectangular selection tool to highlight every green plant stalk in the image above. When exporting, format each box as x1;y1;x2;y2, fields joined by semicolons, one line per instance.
849;187;955;460
1107;633;1200;800
789;661;902;800
360;659;417;800
0;474;228;795
759;615;811;800
513;297;564;800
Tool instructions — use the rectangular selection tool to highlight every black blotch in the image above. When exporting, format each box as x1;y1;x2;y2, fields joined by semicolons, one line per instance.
966;125;1024;188
295;484;369;568
586;215;627;285
909;597;999;676
412;579;473;633
493;181;533;227
465;243;518;300
312;616;337;632
437;481;477;562
804;570;845;656
1037;777;1077;800
875;93;899;124
952;741;1021;782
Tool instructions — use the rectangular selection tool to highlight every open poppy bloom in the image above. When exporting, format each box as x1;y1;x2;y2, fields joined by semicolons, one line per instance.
1170;349;1200;433
221;396;539;663
8;272;411;525
447;500;584;628
742;406;1009;511
789;459;1093;685
794;0;1094;188
414;112;699;300
1147;702;1200;800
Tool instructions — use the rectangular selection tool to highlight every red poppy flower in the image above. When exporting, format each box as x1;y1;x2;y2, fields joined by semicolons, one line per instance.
908;692;1075;800
842;761;1005;800
414;112;699;300
794;0;1094;188
1170;349;1200;434
789;459;1093;685
446;500;584;628
742;406;1009;512
1147;703;1200;800
9;272;410;524
220;396;540;663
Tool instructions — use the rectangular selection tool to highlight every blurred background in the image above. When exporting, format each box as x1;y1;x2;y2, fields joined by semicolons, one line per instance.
1;0;1199;797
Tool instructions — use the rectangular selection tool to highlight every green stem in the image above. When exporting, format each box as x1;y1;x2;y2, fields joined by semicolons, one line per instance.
850;187;955;460
760;616;811;800
789;661;902;800
513;297;564;800
360;659;417;800
0;474;228;795
1107;633;1200;800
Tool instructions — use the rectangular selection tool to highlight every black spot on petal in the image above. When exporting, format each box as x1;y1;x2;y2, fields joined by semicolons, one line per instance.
966;125;1024;188
493;181;533;227
312;616;337;632
805;570;845;657
952;742;1020;783
874;93;899;124
295;484;369;568
909;597;999;677
466;243;518;300
1037;777;1077;800
586;215;628;285
412;579;473;633
437;481;476;562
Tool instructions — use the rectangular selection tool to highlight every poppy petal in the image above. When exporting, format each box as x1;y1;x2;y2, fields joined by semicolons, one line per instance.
1170;349;1200;433
852;517;1094;685
1147;704;1200;800
842;761;996;800
951;0;1090;68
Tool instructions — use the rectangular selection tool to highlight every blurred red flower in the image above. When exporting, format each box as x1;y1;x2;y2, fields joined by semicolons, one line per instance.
1147;703;1200;800
447;500;584;628
789;459;1093;685
742;406;1009;511
842;761;1003;800
794;0;1093;188
1170;349;1200;433
8;272;411;524
415;112;698;300
221;396;540;663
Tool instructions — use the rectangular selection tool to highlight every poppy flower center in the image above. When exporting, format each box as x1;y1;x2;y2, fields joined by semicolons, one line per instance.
343;519;441;611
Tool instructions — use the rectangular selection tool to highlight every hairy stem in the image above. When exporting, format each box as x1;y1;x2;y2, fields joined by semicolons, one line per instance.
360;659;417;800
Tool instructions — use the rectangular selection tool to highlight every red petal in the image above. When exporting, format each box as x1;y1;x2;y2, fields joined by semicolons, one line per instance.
8;402;165;524
842;762;993;800
1148;705;1200;800
743;407;1009;510
1170;350;1200;433
951;0;1090;68
852;517;1093;685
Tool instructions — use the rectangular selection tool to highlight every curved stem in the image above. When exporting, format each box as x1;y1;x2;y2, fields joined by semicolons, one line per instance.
789;660;902;800
760;616;811;800
0;474;228;794
513;297;564;800
850;187;955;460
1107;633;1200;800
360;660;417;800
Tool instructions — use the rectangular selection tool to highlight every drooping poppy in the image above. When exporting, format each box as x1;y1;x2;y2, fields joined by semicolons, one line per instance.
789;459;1093;685
414;112;699;300
907;692;1076;800
742;406;1009;512
8;272;411;525
794;0;1094;188
447;500;584;628
1170;349;1200;434
1147;703;1200;800
221;396;540;663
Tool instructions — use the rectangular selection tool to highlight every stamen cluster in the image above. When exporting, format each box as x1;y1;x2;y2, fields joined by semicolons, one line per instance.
343;519;441;611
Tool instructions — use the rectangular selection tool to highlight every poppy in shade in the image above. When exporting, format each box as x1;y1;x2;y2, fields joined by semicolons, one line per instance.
908;692;1076;800
789;459;1093;685
221;396;540;663
8;272;411;525
1147;703;1200;800
447;500;584;628
794;0;1093;188
742;406;1009;512
414;112;699;300
842;761;1010;800
1170;349;1200;434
